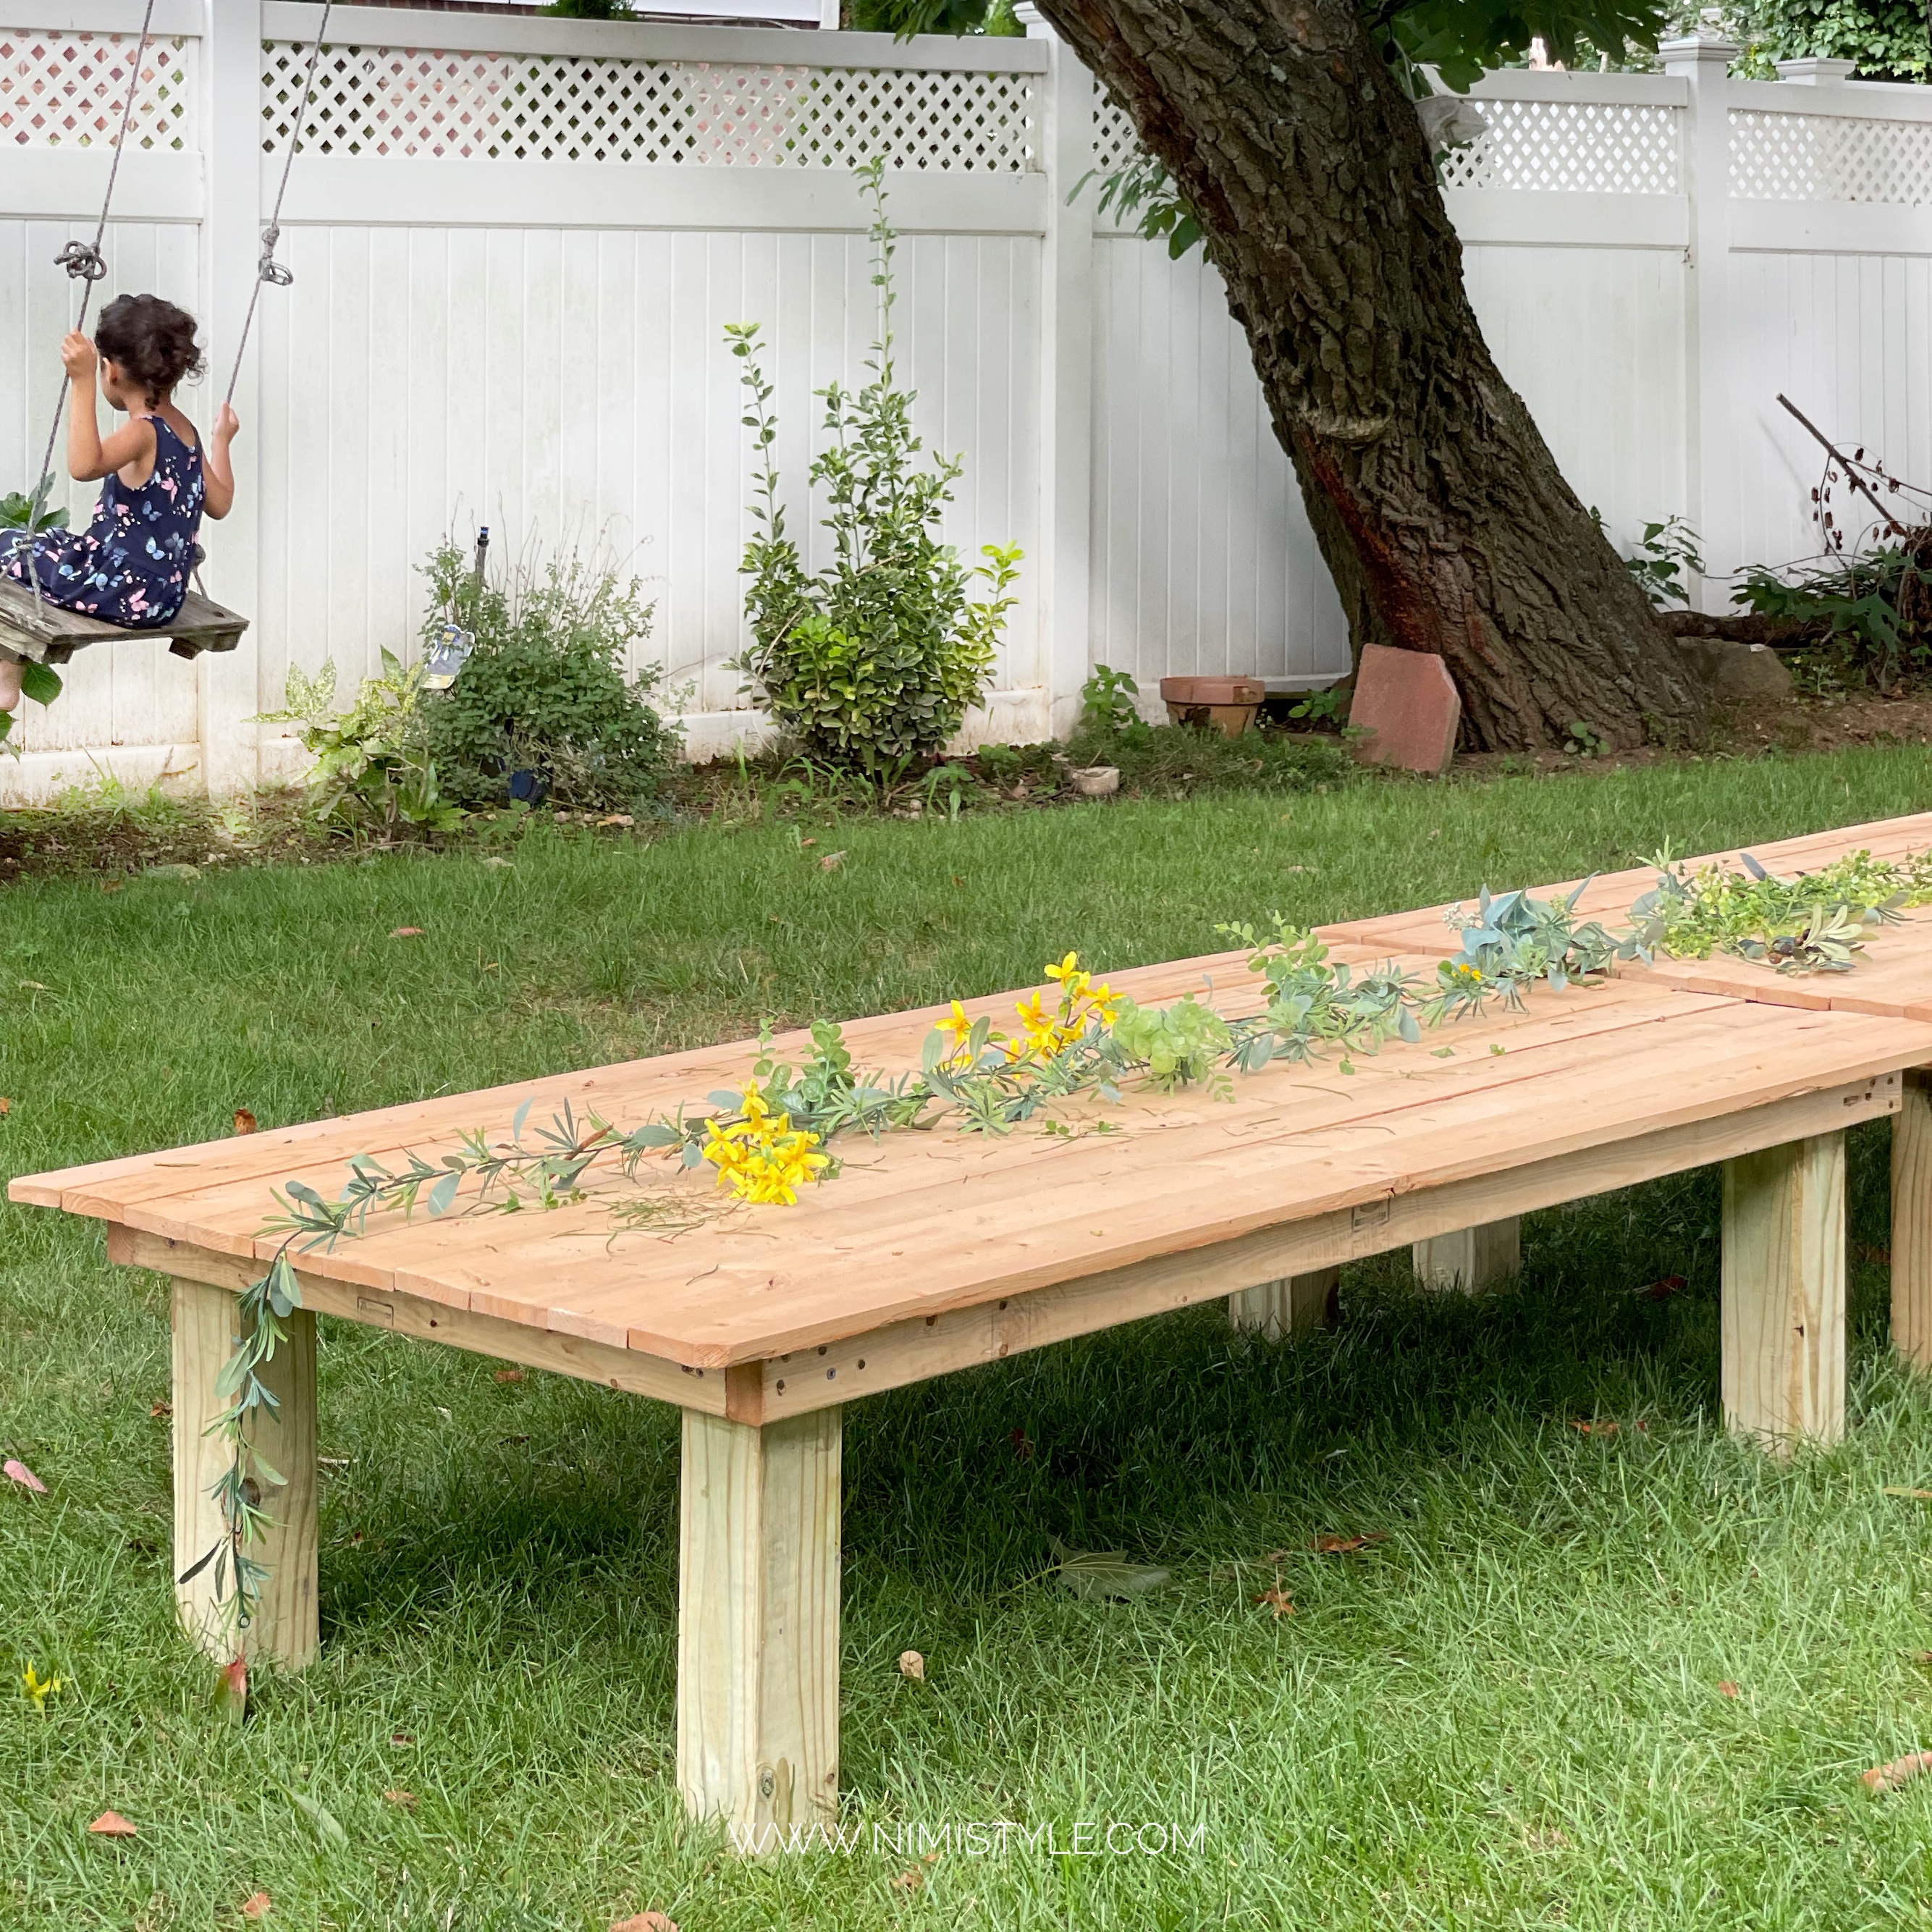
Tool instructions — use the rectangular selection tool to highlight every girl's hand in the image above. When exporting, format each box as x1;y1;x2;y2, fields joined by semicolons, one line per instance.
215;403;241;445
60;332;97;381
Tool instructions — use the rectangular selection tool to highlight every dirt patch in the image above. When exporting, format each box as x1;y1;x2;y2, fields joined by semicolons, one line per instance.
1452;687;1932;782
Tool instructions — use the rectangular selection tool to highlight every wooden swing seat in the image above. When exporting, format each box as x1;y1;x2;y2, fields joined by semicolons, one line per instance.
0;575;248;667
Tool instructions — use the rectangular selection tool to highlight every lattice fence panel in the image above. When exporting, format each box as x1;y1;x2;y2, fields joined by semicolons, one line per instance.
262;43;1040;169
1436;98;1681;193
0;32;195;150
1731;108;1932;204
1091;93;1140;176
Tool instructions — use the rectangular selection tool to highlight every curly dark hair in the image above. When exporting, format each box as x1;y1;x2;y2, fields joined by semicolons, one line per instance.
95;293;206;407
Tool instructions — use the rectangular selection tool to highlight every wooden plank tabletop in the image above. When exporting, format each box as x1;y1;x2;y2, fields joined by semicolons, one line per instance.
1315;809;1932;950
1315;809;1932;1020
17;927;1932;1370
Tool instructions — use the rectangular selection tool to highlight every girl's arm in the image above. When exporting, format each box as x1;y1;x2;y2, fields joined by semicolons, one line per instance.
62;332;153;482
203;404;240;521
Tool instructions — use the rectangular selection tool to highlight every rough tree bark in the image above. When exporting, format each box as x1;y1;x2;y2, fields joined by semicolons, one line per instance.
1035;0;1710;751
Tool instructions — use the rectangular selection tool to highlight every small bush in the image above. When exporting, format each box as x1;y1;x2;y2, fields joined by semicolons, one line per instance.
255;653;462;832
727;161;1019;777
422;541;678;811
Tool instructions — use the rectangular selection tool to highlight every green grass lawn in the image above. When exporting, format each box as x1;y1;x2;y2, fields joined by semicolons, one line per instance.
9;746;1932;1929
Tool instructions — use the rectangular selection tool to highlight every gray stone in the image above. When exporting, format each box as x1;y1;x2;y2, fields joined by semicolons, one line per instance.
1676;636;1794;701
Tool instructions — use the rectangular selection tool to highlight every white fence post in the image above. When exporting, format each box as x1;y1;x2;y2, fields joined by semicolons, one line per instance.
1034;30;1094;737
1661;33;1738;615
197;0;263;795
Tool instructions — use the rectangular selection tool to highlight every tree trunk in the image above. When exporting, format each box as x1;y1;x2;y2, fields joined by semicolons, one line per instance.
1036;0;1710;751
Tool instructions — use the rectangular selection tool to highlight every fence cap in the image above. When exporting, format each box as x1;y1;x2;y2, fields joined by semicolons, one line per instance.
1773;56;1859;83
1658;32;1741;69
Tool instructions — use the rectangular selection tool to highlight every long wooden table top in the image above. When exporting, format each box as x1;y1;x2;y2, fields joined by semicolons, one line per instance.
1316;809;1932;1020
17;848;1932;1369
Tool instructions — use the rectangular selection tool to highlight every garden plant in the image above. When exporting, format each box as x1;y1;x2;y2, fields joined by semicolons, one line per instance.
728;161;1021;780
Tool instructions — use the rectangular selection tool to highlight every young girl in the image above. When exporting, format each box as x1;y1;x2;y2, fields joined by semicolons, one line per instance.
1;293;239;640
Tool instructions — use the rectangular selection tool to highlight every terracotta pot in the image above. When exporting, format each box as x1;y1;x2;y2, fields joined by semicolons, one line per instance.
1158;675;1265;738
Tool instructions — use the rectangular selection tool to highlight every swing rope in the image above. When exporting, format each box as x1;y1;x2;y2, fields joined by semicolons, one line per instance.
223;0;335;411
25;0;158;615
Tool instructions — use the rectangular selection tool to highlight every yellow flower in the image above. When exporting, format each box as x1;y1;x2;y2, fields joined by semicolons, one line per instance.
1044;952;1081;985
701;1086;830;1206
934;1000;976;1066
21;1664;62;1710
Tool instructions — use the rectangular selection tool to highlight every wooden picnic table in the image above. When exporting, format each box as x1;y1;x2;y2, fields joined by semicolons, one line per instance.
17;812;1932;1843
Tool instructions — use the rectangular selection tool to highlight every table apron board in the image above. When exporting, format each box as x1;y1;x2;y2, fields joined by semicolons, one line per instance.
106;1069;1902;1425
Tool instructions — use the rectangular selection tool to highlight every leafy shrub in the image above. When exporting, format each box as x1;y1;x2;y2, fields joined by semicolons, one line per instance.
1723;0;1932;83
1731;533;1932;689
1079;664;1142;735
1591;507;1703;611
727;160;1020;777
421;540;678;811
254;653;463;832
1;476;67;534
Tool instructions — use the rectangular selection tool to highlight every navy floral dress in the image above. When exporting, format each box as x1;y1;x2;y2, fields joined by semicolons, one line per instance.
1;415;204;628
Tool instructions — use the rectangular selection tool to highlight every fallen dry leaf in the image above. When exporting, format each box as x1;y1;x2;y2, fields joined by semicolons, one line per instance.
232;1109;258;1135
494;1370;524;1385
1312;1532;1387;1555
242;1893;272;1920
1254;1576;1296;1620
89;1810;138;1838
1865;1750;1932;1794
609;1915;677;1932
390;1731;415;1747
1856;1243;1893;1266
1009;1427;1034;1460
898;1650;926;1682
389;927;425;939
1638;1275;1687;1300
819;851;846;872
1885;1487;1932;1502
214;1656;247;1723
1571;1419;1620;1438
0;1097;10;1115
4;1457;47;1493
890;1870;923;1893
1718;1680;1739;1698
383;1789;418;1809
150;1401;172;1420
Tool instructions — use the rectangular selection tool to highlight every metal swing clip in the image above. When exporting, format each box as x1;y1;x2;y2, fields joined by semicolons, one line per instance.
53;239;107;283
256;222;294;290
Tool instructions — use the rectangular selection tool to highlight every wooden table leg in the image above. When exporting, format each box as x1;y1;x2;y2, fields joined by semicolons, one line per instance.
1412;1218;1521;1294
1892;1068;1932;1369
1228;1267;1339;1340
1722;1131;1845;1454
172;1279;319;1667
678;1406;841;1847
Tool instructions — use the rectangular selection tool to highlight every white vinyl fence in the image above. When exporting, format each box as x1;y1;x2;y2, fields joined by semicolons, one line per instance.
1;9;1930;797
